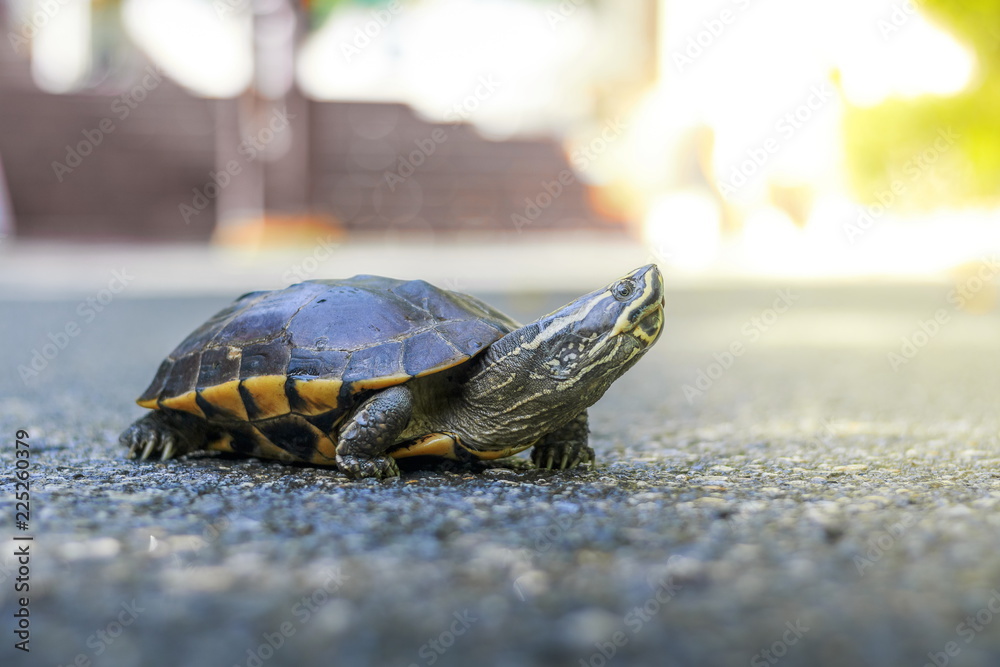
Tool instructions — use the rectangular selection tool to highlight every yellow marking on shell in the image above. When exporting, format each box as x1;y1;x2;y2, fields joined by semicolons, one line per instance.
293;378;342;415
136;397;158;409
199;380;249;421
350;373;413;393
390;433;460;460
461;441;535;460
159;392;206;419
413;355;470;379
242;375;291;418
310;434;340;464
250;428;302;463
390;434;535;461
205;433;234;452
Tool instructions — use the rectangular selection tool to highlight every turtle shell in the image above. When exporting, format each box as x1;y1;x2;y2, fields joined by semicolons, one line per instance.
136;276;519;449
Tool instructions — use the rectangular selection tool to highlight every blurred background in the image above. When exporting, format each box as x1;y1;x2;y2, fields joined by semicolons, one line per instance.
0;0;999;291
7;5;1000;666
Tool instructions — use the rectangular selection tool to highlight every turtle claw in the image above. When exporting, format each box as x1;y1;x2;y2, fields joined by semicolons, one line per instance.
120;412;194;463
140;437;158;461
530;413;593;471
123;431;139;459
337;454;400;480
160;441;176;461
122;425;143;459
531;440;595;471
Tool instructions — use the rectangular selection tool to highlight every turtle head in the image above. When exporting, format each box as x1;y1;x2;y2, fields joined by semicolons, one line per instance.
533;264;664;386
459;265;664;446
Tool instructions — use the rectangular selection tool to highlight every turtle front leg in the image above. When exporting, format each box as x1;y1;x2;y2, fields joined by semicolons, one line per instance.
120;410;216;461
336;385;412;480
531;411;594;470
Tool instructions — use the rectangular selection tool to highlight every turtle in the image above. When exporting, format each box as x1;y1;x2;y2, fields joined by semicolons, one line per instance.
120;264;664;479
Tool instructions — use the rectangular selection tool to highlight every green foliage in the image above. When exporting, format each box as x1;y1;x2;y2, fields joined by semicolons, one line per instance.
921;0;1000;65
308;0;389;25
845;0;1000;207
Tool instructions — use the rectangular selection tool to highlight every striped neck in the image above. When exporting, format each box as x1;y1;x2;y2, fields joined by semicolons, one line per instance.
450;323;596;448
445;264;664;450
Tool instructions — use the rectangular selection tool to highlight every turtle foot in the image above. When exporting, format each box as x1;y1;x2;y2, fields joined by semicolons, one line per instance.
531;412;593;471
336;454;400;480
120;411;198;462
531;441;595;470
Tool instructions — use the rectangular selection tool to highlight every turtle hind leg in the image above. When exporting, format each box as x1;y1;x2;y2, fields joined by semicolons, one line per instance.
120;410;217;461
336;385;412;480
531;411;594;470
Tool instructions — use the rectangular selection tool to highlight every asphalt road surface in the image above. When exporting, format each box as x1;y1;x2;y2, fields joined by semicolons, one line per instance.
3;279;1000;667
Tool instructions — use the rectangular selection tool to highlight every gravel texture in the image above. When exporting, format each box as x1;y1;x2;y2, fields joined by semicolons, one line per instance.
3;281;1000;667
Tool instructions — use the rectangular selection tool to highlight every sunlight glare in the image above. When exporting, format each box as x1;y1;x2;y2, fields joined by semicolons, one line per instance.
122;0;252;98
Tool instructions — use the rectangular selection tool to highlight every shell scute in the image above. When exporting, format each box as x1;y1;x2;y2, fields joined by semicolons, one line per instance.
402;329;465;377
239;337;293;380
342;342;404;385
287;348;350;379
138;275;518;414
161;353;201;399
196;346;241;388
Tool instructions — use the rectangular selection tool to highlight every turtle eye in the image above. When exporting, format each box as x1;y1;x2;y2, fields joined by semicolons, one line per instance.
612;279;637;301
